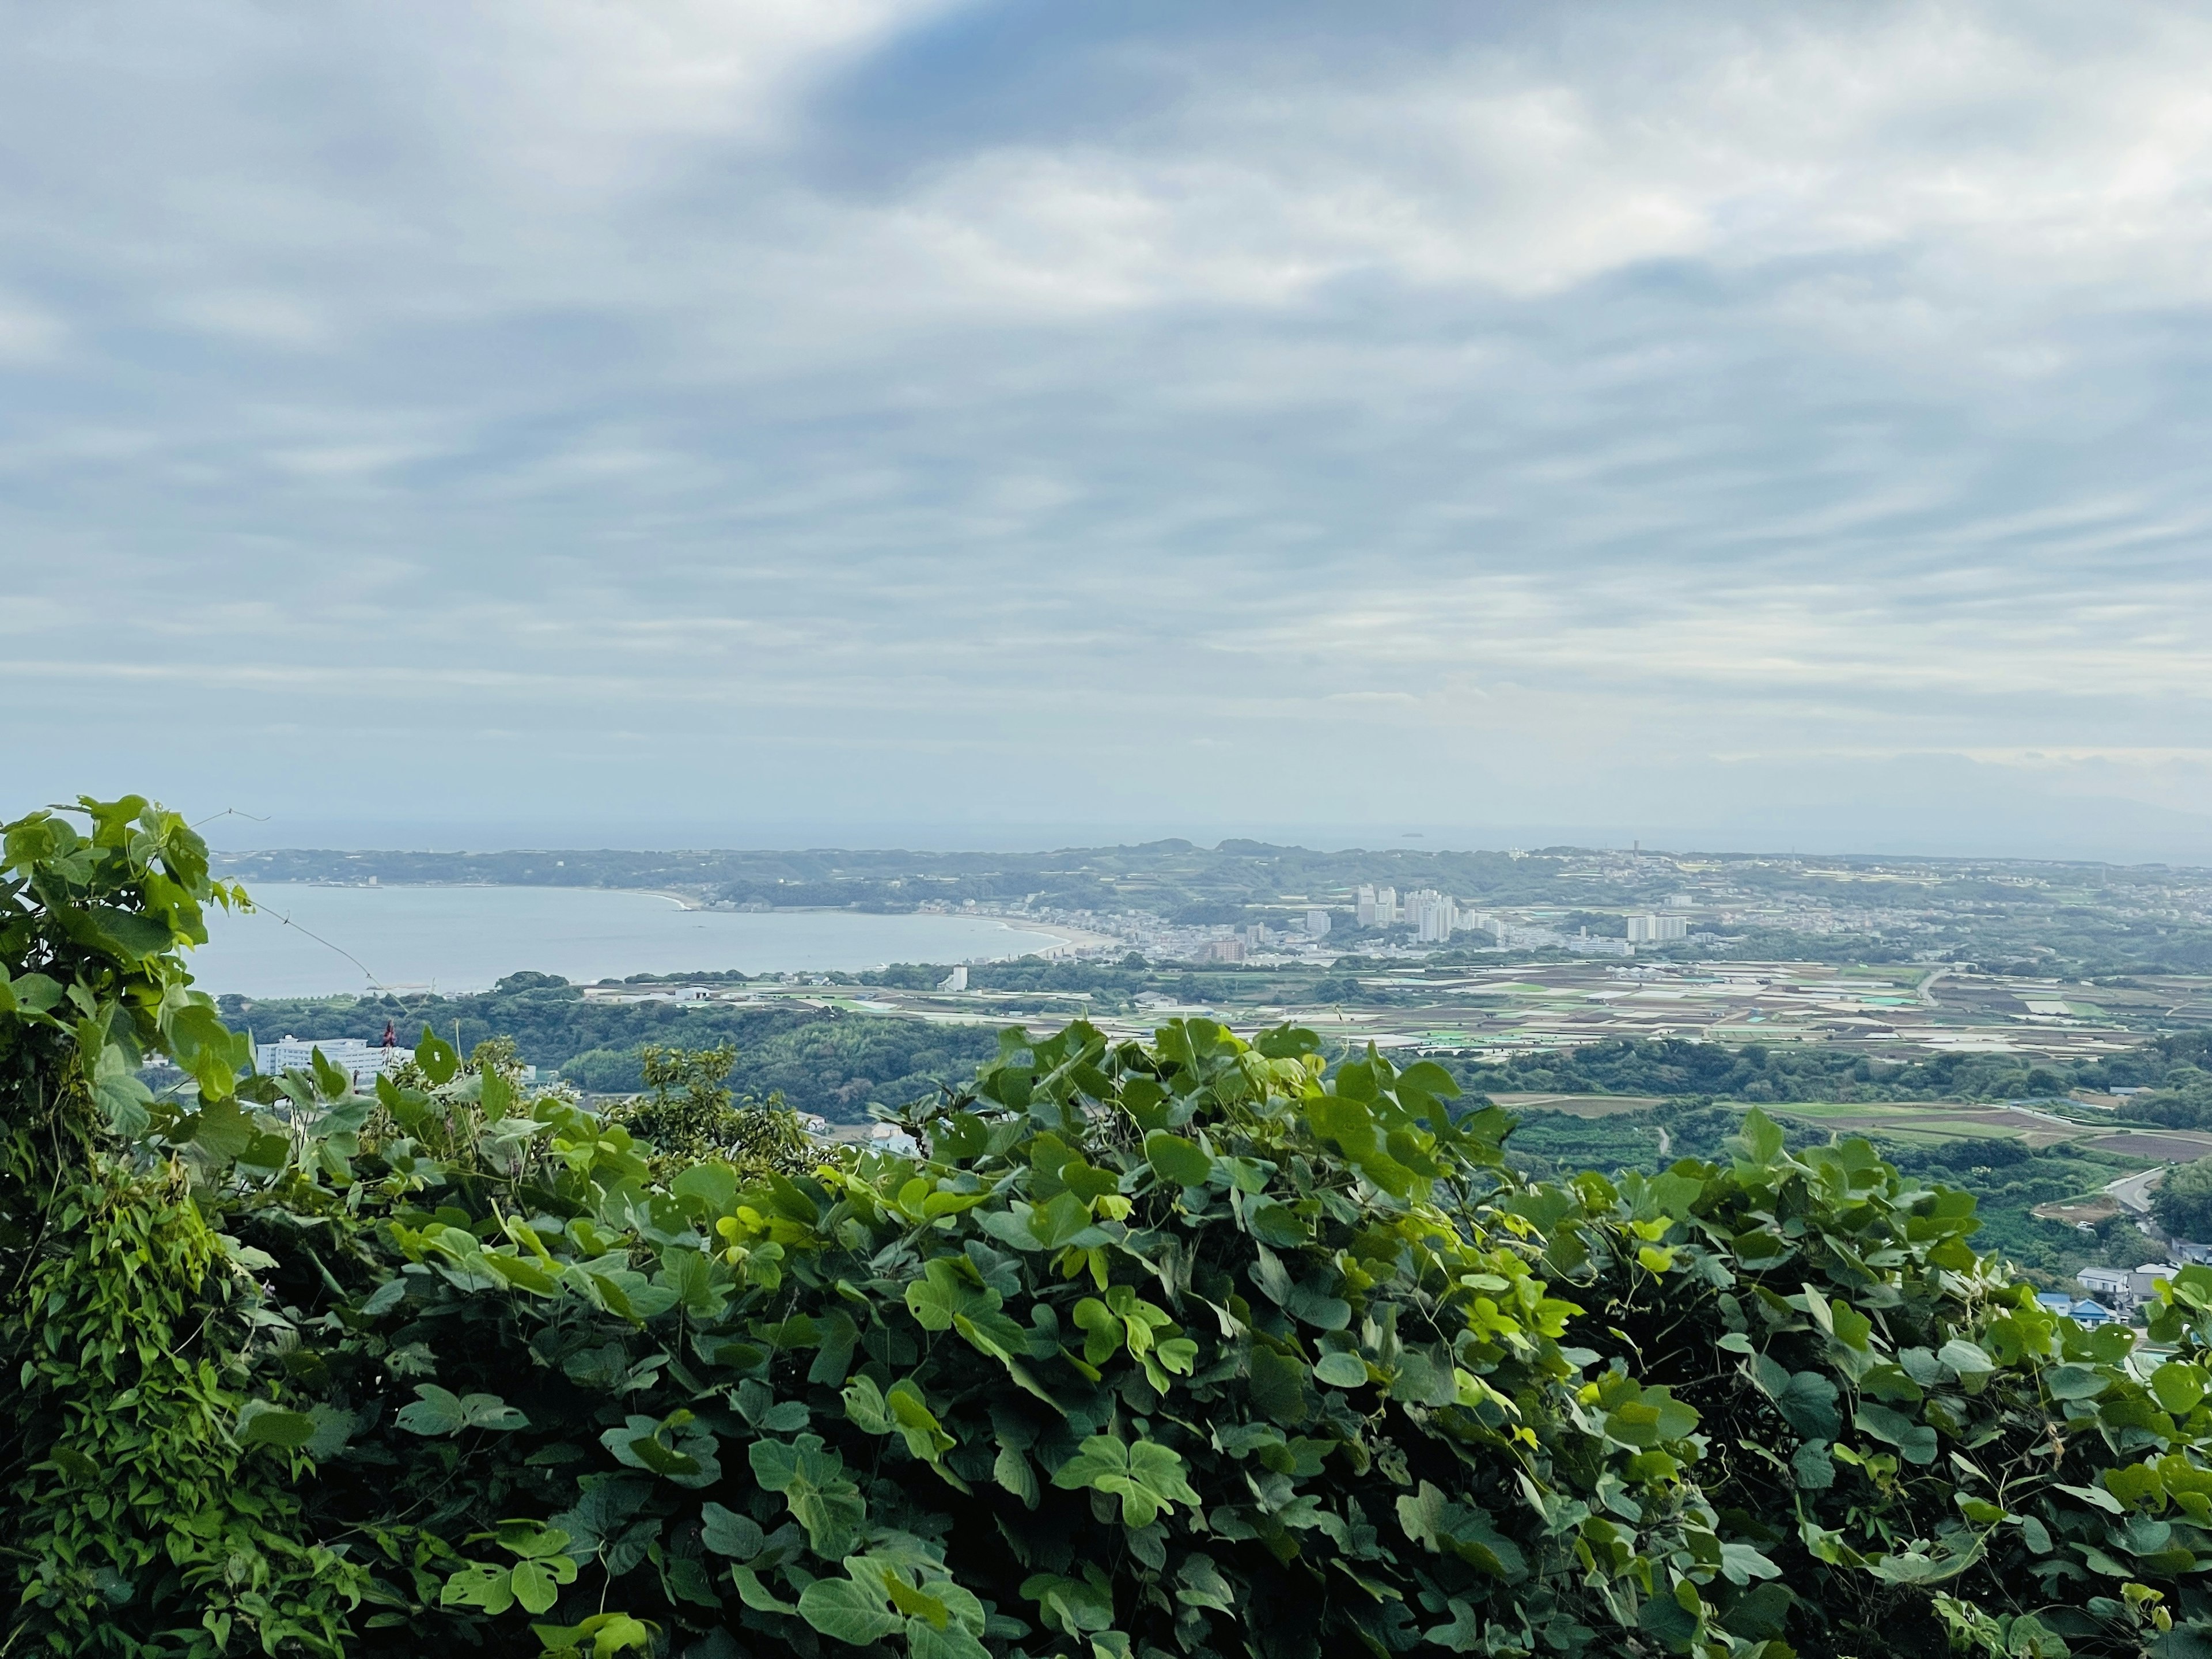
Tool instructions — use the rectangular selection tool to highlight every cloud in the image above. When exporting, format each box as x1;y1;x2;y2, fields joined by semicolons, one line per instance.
3;0;2211;855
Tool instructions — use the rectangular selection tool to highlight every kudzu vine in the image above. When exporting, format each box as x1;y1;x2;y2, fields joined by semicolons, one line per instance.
9;796;2212;1659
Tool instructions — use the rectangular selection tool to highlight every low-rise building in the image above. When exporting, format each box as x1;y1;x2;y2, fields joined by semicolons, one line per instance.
2078;1266;2132;1305
2131;1263;2180;1302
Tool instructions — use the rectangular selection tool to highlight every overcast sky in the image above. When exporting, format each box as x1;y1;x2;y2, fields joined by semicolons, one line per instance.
8;1;2212;859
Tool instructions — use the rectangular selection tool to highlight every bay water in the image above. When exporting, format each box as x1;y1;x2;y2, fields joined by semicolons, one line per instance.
188;884;1072;998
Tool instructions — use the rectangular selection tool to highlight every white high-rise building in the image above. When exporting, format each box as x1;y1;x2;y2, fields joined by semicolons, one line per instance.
1626;914;1689;944
1355;885;1377;927
1374;887;1399;927
1305;908;1331;938
1408;890;1459;942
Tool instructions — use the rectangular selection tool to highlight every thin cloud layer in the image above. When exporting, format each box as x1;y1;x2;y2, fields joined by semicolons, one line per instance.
5;0;2212;857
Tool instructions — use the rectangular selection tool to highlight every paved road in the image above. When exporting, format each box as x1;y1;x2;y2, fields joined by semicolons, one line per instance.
2108;1166;2167;1215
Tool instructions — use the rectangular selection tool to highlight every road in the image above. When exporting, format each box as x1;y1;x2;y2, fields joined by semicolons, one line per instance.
2108;1166;2167;1215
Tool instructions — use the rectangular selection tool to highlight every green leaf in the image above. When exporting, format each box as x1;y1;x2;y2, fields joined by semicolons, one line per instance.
2047;1363;2109;1401
396;1384;527;1435
415;1026;459;1086
236;1402;317;1449
1245;1198;1310;1247
2;972;60;1013
797;1577;904;1645
441;1562;517;1615
1249;1345;1313;1426
994;1444;1040;1508
1314;1351;1369;1389
510;1555;578;1614
1048;1435;1200;1528
700;1502;764;1560
1854;1404;1938;1465
90;1044;153;1137
843;1375;893;1435
1144;1130;1213;1187
906;1257;999;1331
1937;1338;1996;1378
1736;1108;1786;1164
2152;1360;2207;1415
603;1413;721;1488
1718;1542;1781;1585
732;1564;798;1614
1791;1438;1836;1490
531;1613;657;1658
184;1096;257;1161
748;1435;866;1556
907;1619;990;1659
1772;1369;1841;1441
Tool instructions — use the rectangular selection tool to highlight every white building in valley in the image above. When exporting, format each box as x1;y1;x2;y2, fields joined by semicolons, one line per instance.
256;1037;408;1092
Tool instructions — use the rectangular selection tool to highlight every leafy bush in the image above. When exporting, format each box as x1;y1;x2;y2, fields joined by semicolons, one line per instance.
17;797;2212;1658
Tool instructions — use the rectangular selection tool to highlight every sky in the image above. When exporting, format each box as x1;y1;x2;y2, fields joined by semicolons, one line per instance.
8;1;2212;861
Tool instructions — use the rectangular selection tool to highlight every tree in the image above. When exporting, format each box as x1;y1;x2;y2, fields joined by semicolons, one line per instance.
2154;1156;2212;1241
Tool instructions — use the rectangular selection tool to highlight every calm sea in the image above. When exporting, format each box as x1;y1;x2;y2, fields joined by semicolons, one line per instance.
188;884;1072;998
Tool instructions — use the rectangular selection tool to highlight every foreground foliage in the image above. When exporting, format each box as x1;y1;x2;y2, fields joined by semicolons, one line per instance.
10;799;2212;1658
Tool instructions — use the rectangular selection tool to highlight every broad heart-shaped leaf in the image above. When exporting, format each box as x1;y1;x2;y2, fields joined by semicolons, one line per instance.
2046;1363;2109;1402
1244;1198;1310;1247
700;1503;764;1560
603;1414;722;1489
0;971;62;1014
440;1562;518;1615
1854;1403;1938;1465
1021;1568;1117;1637
1754;1359;1841;1441
906;1257;1000;1331
842;1375;894;1435
397;1384;529;1435
90;1043;154;1138
510;1554;579;1614
1736;1108;1786;1165
887;1382;957;1463
1143;1130;1213;1188
531;1613;656;1658
414;1025;460;1086
749;1435;866;1558
1937;1338;1997;1380
494;1520;574;1559
2153;1359;2209;1415
1049;1435;1200;1528
798;1576;904;1646
1314;1350;1369;1388
1604;1384;1699;1448
86;902;174;961
908;1618;990;1659
1396;1482;1528;1582
375;1071;433;1131
236;1400;317;1449
184;1096;256;1161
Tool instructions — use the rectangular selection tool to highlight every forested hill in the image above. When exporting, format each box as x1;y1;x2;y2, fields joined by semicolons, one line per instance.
210;839;2210;937
1451;1028;2212;1107
211;839;1571;916
217;977;998;1123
